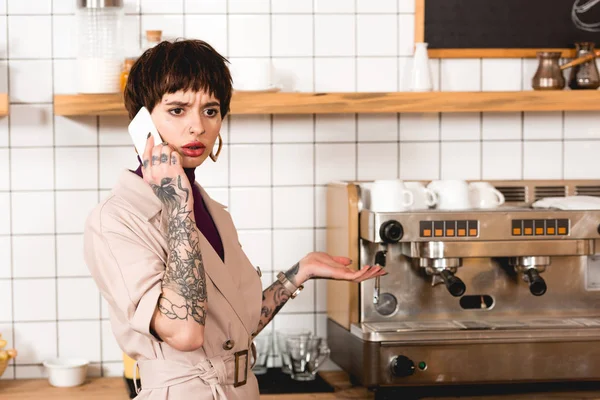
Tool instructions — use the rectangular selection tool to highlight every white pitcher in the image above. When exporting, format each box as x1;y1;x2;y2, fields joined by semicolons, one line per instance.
410;42;433;92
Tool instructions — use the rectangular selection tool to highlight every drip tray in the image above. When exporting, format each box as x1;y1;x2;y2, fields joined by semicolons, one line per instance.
256;368;335;394
364;318;600;332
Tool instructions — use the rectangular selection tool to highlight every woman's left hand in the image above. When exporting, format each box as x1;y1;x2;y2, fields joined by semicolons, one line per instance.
292;252;387;286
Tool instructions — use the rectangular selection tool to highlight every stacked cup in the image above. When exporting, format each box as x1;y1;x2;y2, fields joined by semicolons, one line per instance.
426;180;505;210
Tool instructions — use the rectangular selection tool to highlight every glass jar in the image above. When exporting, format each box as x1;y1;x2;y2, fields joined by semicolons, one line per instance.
120;57;137;93
76;0;124;94
143;30;163;51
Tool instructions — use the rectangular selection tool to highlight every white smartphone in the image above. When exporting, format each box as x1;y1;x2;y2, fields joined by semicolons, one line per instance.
128;106;163;156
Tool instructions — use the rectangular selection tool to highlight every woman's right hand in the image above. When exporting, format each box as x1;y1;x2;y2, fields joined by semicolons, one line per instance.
141;134;193;210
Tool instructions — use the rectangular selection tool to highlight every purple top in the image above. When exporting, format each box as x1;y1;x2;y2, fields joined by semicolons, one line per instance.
132;162;225;262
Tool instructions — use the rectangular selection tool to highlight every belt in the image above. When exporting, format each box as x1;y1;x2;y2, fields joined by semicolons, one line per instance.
133;349;249;400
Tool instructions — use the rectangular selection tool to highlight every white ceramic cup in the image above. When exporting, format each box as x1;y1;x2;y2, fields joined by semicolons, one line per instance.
405;181;438;209
427;180;471;210
368;180;414;212
43;358;89;387
469;182;505;209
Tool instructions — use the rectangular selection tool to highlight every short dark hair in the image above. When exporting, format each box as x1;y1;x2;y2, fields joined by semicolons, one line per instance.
124;39;233;120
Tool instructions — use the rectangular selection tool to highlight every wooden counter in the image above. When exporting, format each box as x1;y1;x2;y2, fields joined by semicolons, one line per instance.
4;372;600;400
0;371;372;400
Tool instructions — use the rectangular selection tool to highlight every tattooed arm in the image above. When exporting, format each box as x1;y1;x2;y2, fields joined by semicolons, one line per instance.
253;253;387;336
143;138;207;352
253;263;299;336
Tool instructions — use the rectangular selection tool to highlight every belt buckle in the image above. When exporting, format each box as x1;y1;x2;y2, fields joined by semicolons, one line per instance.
233;349;248;387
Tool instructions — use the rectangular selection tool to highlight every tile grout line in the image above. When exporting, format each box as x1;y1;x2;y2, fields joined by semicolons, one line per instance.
312;0;317;335
96;0;108;369
6;0;15;377
354;0;358;183
7;54;427;62
268;0;277;346
96;114;103;375
50;0;61;372
308;0;318;322
396;2;401;179
562;110;566;180
519;61;524;180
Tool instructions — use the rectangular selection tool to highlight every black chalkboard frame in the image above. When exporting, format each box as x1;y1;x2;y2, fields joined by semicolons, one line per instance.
415;0;578;58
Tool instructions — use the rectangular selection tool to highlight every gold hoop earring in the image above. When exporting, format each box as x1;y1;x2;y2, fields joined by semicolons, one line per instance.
209;133;223;162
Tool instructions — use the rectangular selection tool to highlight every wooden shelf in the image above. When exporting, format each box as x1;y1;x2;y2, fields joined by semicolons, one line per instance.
53;91;600;116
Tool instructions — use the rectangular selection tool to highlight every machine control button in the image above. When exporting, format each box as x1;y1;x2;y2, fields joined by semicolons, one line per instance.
445;221;456;237
512;220;522;236
390;355;416;378
523;220;534;236
380;220;404;243
557;219;569;235
534;220;545;235
546;219;556;235
467;220;478;237
420;221;432;237
434;221;444;237
457;221;467;237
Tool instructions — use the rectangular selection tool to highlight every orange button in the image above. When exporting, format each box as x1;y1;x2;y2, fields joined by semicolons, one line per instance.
547;227;555;235
513;228;521;235
469;228;477;236
558;227;567;235
423;229;432;237
458;229;466;237
535;228;544;235
524;228;533;235
446;229;455;236
434;229;443;237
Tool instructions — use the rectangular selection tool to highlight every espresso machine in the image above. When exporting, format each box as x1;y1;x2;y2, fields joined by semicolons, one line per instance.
326;180;600;393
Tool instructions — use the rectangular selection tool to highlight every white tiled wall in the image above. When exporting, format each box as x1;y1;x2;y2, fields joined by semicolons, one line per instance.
1;0;600;381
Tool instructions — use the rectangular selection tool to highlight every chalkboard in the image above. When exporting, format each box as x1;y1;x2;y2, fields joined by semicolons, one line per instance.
416;0;600;58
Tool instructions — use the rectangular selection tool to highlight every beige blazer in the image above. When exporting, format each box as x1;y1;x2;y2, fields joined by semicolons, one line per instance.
84;170;263;399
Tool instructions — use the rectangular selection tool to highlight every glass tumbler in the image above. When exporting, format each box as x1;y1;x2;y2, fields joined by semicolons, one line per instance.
251;333;271;376
275;330;312;375
285;336;330;381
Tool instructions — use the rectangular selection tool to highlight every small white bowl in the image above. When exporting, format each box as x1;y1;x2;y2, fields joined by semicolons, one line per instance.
43;358;89;387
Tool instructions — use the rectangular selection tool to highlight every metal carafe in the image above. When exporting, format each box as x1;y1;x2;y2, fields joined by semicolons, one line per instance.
532;52;565;90
568;42;600;90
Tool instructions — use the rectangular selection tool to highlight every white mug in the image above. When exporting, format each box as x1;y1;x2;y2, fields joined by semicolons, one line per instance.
405;182;438;210
469;182;505;209
427;180;471;210
368;180;414;212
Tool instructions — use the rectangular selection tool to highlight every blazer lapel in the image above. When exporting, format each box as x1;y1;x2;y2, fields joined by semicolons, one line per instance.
196;185;254;335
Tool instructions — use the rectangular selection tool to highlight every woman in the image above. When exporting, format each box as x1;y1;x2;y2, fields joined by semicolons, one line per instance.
83;39;386;400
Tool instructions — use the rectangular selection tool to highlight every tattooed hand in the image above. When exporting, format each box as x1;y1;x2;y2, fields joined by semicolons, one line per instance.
141;134;193;210
253;252;387;336
286;252;387;287
144;132;208;349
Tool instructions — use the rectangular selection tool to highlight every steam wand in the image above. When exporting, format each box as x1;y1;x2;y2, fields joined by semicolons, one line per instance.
373;250;387;304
